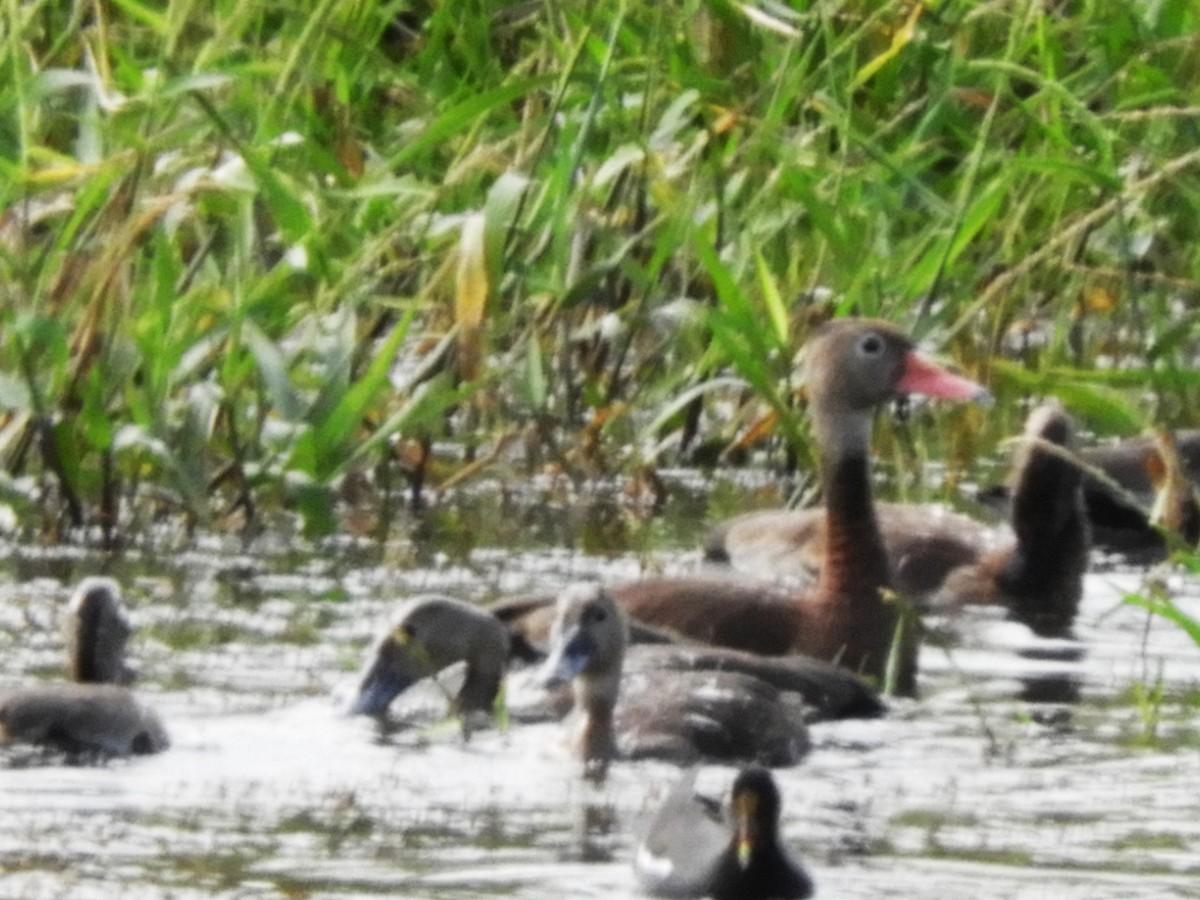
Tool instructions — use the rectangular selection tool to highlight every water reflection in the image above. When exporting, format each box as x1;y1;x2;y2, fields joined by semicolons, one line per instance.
2;495;1200;897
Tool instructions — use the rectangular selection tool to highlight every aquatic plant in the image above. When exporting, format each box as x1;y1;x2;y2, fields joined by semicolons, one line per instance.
2;1;1199;538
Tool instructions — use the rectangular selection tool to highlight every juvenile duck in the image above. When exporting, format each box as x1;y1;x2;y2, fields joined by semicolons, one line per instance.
635;766;813;899
0;577;168;756
587;319;989;694
708;403;1089;637
352;594;509;720
541;585;881;772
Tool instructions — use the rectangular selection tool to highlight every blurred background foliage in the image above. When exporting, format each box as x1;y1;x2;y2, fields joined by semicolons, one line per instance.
1;0;1199;540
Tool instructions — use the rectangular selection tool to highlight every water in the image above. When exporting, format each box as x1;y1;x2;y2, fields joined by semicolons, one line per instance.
2;476;1200;899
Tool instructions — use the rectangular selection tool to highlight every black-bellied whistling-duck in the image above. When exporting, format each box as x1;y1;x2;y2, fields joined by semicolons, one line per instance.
541;585;882;773
586;319;989;694
930;404;1087;635
1082;429;1200;501
0;578;168;757
708;403;1090;637
634;766;813;900
1078;430;1200;559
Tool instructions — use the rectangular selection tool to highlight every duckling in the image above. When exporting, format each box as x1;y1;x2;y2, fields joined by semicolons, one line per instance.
635;766;813;899
542;585;880;772
351;594;509;723
0;577;168;757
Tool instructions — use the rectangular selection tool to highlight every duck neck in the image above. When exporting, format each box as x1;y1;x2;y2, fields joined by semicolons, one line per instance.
815;449;892;602
456;658;502;716
573;680;618;766
70;599;104;683
1002;454;1087;635
810;415;910;690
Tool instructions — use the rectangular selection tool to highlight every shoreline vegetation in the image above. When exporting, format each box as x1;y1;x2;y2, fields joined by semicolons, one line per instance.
2;1;1199;543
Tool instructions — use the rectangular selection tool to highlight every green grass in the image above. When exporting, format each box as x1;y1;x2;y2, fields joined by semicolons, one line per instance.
3;1;1200;538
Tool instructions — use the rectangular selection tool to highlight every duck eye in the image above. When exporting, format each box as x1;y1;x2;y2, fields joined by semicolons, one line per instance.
586;605;607;623
859;334;883;356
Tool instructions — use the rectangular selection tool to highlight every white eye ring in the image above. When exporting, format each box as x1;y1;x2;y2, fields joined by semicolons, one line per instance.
858;333;884;356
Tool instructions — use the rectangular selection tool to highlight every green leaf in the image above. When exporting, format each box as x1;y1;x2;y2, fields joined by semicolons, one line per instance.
519;335;547;412
157;73;234;97
484;171;528;287
242;320;305;421
989;360;1144;433
592;144;645;190
1125;591;1200;648
754;251;790;346
108;0;169;33
388;76;553;169
309;311;415;481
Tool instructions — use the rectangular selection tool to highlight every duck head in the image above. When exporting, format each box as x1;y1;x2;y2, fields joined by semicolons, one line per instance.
65;577;134;685
541;585;629;768
804;319;990;459
730;766;783;869
541;584;628;705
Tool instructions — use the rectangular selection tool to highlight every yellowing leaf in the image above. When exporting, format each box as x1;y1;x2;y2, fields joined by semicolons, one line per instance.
455;212;488;328
1079;284;1117;313
851;4;924;89
455;212;488;381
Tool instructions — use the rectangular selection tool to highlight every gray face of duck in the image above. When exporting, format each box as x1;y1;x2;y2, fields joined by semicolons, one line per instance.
65;577;134;685
540;585;628;710
352;595;509;717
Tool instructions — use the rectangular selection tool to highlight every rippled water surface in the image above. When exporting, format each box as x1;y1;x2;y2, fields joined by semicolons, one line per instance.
2;475;1200;900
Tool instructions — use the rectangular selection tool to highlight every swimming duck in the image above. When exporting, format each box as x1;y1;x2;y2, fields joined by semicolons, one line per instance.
1079;430;1200;560
0;577;168;756
352;594;509;720
634;766;813;899
541;584;881;772
707;403;1089;637
581;319;989;694
930;403;1088;634
1081;429;1200;502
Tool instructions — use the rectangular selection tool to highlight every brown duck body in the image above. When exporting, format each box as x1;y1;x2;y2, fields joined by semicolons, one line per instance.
704;502;988;599
705;403;1089;638
0;578;168;757
1078;430;1200;559
0;683;167;756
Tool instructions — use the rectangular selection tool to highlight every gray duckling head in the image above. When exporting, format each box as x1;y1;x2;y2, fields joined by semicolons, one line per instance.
0;577;167;758
540;584;628;766
352;595;509;718
65;576;135;685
